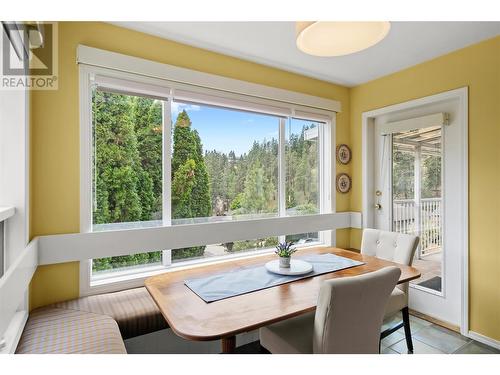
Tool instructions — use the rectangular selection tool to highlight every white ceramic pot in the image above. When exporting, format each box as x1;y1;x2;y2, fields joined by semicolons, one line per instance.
279;256;291;268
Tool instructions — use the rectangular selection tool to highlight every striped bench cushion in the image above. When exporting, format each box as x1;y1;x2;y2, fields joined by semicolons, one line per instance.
52;287;168;339
16;307;126;354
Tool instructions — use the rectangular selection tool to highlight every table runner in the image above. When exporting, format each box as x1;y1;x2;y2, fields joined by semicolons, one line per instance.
184;253;365;303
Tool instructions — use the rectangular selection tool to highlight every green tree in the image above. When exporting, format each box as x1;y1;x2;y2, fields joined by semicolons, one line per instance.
92;91;160;272
191;130;212;217
230;192;244;210
239;162;275;213
285;125;318;211
172;159;196;218
92;90;162;271
134;97;163;218
422;154;441;198
93;91;143;224
392;150;415;199
171;110;211;259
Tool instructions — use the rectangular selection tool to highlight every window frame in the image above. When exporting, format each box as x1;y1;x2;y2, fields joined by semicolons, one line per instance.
79;64;335;296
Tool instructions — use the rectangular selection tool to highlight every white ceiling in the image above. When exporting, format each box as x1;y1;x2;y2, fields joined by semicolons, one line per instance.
112;22;500;87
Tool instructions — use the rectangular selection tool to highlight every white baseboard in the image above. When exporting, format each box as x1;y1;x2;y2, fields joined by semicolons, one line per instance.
467;331;500;350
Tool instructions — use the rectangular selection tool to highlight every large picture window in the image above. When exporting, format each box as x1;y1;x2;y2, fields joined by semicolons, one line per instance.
83;67;333;288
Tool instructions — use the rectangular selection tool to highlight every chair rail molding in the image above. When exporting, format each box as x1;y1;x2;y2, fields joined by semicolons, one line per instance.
38;212;361;265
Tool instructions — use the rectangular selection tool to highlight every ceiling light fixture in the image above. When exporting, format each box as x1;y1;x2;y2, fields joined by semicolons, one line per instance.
296;21;391;57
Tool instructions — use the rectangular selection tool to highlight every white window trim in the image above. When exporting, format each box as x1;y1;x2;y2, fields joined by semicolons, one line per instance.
77;45;341;113
79;52;336;296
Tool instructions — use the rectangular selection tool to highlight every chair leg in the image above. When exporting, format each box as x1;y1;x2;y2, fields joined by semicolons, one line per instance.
259;343;270;354
402;307;413;353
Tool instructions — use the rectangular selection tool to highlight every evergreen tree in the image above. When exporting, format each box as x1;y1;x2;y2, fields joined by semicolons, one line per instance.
93;91;143;224
134;97;163;217
191;130;212;217
172;110;195;171
172;159;196;218
136;169;155;221
422;154;441;198
92;91;159;272
392;150;415;199
171;110;211;259
239;162;273;213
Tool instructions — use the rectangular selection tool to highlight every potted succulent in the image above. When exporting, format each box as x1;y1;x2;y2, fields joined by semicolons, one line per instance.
275;241;297;268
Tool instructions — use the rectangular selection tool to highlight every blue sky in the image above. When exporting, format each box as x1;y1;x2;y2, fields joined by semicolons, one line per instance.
172;102;279;156
172;102;316;156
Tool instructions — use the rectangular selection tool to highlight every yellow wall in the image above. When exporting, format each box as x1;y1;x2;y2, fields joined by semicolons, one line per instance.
29;22;351;309
349;36;500;340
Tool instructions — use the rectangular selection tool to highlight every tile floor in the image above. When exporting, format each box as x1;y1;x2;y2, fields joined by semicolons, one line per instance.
235;314;500;354
380;314;499;354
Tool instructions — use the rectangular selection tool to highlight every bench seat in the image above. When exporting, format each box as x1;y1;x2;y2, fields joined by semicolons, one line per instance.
16;307;127;354
16;287;168;354
51;287;168;339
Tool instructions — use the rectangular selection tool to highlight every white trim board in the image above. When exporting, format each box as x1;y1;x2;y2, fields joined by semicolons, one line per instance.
0;207;15;223
350;212;362;229
361;87;469;335
76;45;341;113
378;112;449;135
467;331;500;351
0;311;27;354
39;212;359;266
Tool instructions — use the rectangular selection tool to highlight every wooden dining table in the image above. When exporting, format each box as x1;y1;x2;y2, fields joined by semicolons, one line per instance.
145;246;421;353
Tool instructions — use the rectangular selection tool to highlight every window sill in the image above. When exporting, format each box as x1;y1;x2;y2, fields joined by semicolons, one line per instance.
85;241;325;296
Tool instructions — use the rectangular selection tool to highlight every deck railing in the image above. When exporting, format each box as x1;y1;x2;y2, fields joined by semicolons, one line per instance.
393;198;442;257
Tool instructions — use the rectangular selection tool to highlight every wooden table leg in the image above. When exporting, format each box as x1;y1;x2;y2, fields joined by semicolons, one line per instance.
221;336;236;354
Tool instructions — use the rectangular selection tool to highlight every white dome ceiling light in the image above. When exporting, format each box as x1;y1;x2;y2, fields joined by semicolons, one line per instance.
296;21;391;57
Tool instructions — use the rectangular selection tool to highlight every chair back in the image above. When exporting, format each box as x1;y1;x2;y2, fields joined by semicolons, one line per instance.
361;228;419;266
360;228;419;293
313;266;401;354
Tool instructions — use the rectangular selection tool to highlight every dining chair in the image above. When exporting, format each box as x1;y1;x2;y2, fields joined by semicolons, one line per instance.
259;266;401;354
360;228;419;353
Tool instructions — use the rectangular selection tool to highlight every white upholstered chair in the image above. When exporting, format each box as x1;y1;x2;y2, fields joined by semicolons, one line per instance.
259;266;401;354
360;228;419;353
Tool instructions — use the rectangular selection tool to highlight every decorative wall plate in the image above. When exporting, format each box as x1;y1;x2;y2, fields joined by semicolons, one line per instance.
336;173;352;193
336;144;352;164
